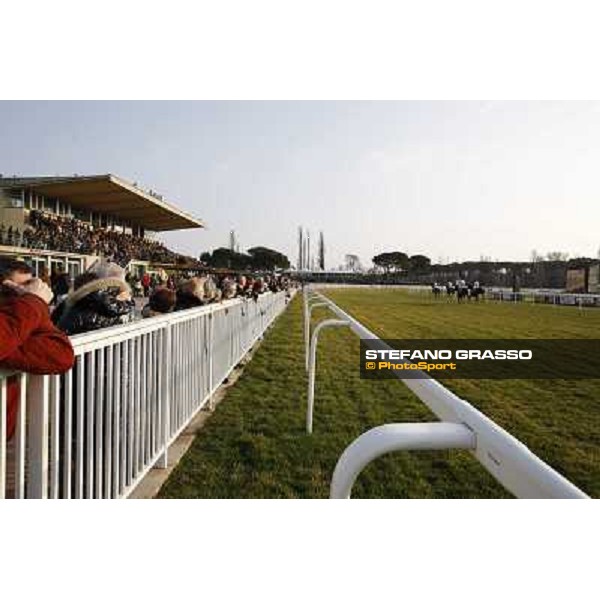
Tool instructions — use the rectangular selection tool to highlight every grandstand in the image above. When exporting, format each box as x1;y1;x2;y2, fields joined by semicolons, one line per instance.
0;173;204;278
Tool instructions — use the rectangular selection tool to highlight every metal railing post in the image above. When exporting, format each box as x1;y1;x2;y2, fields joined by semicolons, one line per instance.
303;287;310;370
330;422;476;498
0;376;6;499
26;374;50;498
306;318;350;434
158;325;171;469
207;311;215;411
305;301;331;371
14;373;28;499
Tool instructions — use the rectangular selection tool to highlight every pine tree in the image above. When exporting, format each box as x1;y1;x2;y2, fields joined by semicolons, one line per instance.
318;231;325;270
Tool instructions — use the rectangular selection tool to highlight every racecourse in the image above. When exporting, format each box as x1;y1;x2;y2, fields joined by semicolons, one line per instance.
159;288;600;498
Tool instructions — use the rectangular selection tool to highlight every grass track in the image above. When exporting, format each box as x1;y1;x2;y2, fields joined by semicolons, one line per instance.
159;290;600;498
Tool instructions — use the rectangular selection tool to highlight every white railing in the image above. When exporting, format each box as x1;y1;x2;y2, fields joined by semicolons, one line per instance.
0;291;291;499
486;288;600;307
424;286;600;308
303;287;589;499
313;283;600;308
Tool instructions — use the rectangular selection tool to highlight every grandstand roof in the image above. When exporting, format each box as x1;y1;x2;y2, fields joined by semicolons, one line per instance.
0;174;204;232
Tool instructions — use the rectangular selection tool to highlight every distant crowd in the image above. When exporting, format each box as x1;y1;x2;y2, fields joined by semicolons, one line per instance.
0;258;294;337
0;210;189;266
137;272;293;318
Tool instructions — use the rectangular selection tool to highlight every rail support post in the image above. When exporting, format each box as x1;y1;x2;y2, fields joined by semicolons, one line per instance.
207;311;215;411
26;374;50;498
304;287;322;371
330;422;476;498
303;287;310;370
305;301;331;371
307;318;350;434
158;326;171;469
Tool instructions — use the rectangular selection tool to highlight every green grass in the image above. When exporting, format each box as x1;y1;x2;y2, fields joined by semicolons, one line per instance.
158;290;600;498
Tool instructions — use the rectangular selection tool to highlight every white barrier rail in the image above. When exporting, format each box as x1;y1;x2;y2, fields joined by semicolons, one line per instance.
486;289;600;307
0;291;291;499
303;287;589;499
421;285;600;308
316;283;600;308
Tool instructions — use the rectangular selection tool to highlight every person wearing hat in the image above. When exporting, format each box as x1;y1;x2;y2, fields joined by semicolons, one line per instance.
53;259;135;335
174;276;208;311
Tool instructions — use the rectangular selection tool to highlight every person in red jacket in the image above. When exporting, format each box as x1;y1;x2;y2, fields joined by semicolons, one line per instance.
0;259;75;440
141;271;151;297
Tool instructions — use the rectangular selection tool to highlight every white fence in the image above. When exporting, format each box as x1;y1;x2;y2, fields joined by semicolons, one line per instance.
417;285;600;307
486;288;600;307
315;283;600;308
303;287;589;499
0;291;290;499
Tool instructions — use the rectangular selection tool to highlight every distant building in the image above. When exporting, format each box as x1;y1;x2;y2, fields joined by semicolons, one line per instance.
566;263;600;293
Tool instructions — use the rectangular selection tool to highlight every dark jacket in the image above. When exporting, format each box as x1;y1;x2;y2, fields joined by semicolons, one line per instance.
0;292;75;440
53;278;135;335
174;293;205;311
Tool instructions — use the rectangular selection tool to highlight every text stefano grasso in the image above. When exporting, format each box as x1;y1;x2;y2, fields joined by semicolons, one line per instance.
364;349;533;361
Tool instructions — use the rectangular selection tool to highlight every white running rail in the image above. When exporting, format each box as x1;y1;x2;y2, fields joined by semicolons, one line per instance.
0;291;291;499
486;289;600;307
309;283;600;308
303;287;589;499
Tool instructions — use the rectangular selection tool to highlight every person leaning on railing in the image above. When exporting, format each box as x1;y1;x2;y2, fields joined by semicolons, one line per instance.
0;260;75;441
52;261;135;335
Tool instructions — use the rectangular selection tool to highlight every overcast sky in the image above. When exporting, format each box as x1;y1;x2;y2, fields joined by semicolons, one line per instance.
1;100;599;268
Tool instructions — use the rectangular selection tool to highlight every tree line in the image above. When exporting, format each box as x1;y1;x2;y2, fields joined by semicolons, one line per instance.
200;246;291;271
372;252;431;273
372;251;598;275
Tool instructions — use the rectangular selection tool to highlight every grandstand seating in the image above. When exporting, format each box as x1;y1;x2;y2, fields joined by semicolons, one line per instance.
0;210;195;267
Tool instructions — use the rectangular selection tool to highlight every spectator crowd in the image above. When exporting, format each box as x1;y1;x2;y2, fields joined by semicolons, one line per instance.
0;210;192;266
141;271;293;317
35;259;293;335
2;256;294;338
